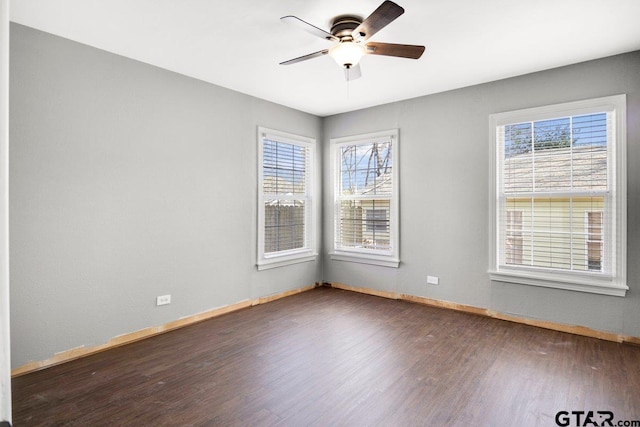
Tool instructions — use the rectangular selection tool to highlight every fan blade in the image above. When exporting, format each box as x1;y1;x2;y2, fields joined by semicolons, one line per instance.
365;42;425;59
281;16;338;42
352;1;404;42
280;49;329;65
344;64;362;81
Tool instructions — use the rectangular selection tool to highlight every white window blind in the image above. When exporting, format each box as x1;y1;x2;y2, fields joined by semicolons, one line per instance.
490;95;627;296
330;130;399;268
257;128;316;270
263;139;308;252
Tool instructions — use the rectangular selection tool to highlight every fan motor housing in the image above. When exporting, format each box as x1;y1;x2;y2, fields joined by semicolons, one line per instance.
330;15;363;40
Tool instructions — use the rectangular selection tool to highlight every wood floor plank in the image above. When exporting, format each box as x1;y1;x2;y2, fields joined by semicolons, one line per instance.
12;287;640;426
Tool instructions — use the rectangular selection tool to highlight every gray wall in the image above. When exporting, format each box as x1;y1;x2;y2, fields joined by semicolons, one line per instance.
323;50;640;339
9;23;640;369
10;24;322;368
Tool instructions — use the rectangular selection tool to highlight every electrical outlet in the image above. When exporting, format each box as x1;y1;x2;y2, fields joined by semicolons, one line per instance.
427;276;439;285
156;294;171;306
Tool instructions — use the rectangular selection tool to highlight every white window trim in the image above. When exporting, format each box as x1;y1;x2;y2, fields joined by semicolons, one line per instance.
257;127;317;270
488;95;627;297
329;129;400;268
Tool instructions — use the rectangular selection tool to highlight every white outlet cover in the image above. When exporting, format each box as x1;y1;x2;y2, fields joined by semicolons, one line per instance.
156;295;171;306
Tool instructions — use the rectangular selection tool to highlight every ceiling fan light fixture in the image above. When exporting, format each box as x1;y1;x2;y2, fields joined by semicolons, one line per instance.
329;41;365;68
281;1;424;81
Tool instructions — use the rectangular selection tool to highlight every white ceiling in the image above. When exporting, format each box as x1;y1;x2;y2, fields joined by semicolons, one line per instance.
10;0;640;117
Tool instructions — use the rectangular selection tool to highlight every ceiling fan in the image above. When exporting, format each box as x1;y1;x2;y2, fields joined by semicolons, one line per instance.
280;0;425;81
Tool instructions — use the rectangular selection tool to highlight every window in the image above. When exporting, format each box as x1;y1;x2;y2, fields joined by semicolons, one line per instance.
330;129;399;268
489;95;627;296
257;127;317;270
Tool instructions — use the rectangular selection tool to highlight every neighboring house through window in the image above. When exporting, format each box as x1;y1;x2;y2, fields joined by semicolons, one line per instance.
586;211;603;272
505;210;523;265
257;127;317;270
365;208;388;233
489;95;627;296
330;129;399;268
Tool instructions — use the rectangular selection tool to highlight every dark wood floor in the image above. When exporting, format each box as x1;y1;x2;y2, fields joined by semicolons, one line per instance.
12;287;640;426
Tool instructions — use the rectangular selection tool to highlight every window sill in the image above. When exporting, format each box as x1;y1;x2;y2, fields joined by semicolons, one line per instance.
489;268;628;297
330;252;400;268
257;252;318;271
